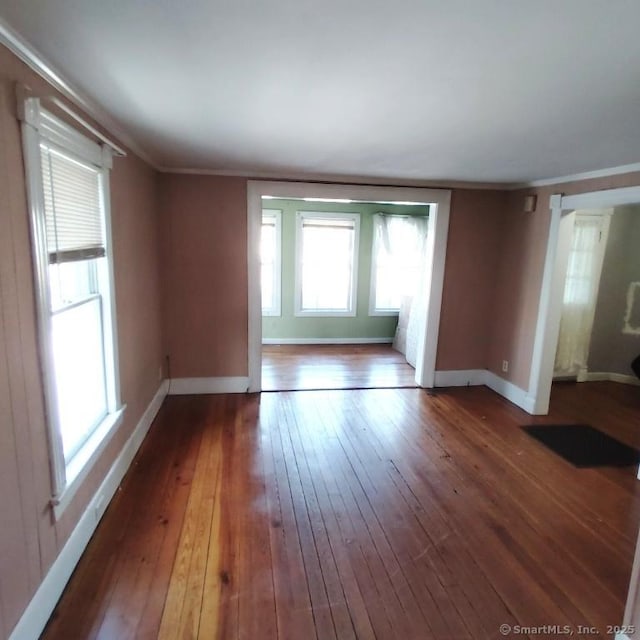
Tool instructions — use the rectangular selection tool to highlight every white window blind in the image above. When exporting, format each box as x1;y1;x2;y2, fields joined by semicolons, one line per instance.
40;144;105;264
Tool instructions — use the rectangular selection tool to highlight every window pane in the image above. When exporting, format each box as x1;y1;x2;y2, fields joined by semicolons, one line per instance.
261;215;279;313
262;263;274;310
301;219;355;312
51;296;108;461
261;223;275;263
48;259;98;311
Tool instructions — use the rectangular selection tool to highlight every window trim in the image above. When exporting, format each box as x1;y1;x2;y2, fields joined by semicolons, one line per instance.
261;208;282;317
20;97;123;518
294;211;360;317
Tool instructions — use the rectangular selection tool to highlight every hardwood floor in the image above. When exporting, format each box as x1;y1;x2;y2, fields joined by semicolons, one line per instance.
43;382;640;639
542;380;640;449
261;344;417;391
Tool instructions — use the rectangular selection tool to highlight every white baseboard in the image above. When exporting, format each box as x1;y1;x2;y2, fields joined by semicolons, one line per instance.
262;337;394;345
168;376;250;395
434;369;486;387
522;393;539;414
8;380;169;640
581;371;640;386
484;371;531;412
434;369;531;413
431;367;640;413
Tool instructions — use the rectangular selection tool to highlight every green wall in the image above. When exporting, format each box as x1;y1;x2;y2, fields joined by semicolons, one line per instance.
262;198;429;341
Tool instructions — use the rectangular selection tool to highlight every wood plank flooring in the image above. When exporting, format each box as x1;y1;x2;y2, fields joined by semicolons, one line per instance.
261;344;417;391
43;382;640;639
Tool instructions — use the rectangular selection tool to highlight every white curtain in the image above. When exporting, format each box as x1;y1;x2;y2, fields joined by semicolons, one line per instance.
376;215;428;367
554;215;604;377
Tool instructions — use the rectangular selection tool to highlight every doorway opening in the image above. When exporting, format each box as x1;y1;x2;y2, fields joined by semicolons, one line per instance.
247;181;451;392
546;203;640;460
527;186;640;415
259;197;430;391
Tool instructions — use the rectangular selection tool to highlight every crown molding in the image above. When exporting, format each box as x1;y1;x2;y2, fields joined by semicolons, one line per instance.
156;162;640;190
512;161;640;190
0;17;158;168
156;165;510;191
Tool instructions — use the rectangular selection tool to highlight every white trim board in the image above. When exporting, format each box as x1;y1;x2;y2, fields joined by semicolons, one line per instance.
168;376;250;395
158;166;508;190
484;371;534;414
170;369;533;412
8;380;169;640
434;369;531;413
580;372;640;386
518;162;640;189
434;369;486;387
262;337;394;345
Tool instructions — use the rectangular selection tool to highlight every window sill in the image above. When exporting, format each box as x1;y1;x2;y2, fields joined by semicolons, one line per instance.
369;310;400;317
294;310;357;318
52;406;126;521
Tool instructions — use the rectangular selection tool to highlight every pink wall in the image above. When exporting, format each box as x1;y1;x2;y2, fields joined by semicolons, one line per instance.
0;44;164;638
159;176;512;377
436;189;507;370
488;172;640;389
159;174;248;378
158;169;640;394
486;189;548;387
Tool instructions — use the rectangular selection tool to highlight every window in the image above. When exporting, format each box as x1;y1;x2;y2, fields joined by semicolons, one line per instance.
295;212;359;316
21;100;122;514
370;214;428;314
261;209;282;316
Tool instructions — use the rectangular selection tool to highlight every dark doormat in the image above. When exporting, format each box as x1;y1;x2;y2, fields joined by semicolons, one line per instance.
522;424;640;468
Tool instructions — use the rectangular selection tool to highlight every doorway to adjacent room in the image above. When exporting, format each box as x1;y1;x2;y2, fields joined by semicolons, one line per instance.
246;181;452;392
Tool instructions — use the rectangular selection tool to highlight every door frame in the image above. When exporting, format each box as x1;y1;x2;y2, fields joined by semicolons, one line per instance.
527;185;640;414
246;180;451;392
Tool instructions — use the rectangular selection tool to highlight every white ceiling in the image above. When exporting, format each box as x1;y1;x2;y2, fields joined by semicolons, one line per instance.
1;0;640;184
